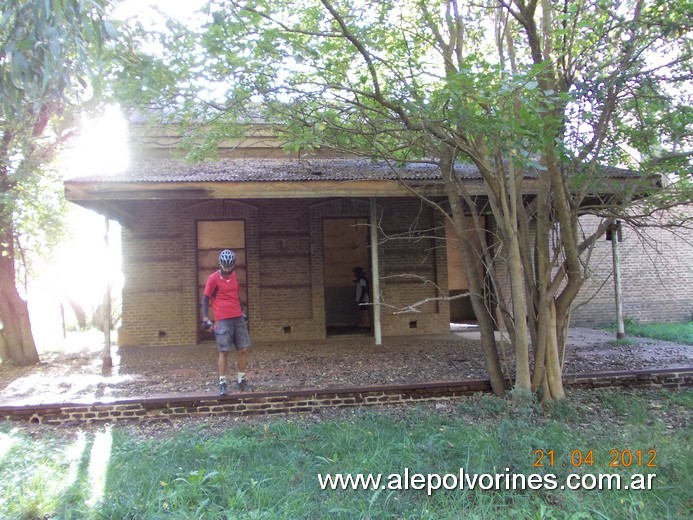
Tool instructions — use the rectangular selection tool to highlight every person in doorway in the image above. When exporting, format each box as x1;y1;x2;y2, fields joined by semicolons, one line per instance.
202;249;251;395
352;266;371;331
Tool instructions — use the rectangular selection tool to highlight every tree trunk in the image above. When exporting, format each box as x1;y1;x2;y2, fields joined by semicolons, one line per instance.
531;296;549;391
543;300;565;400
0;130;39;365
0;215;39;365
0;328;8;362
67;297;88;329
461;238;507;397
506;229;532;396
441;153;508;396
486;155;531;399
0;254;39;365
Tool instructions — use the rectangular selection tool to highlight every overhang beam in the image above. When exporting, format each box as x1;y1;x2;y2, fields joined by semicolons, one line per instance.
64;179;460;202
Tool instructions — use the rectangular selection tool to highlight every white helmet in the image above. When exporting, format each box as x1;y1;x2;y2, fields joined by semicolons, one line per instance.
219;249;236;270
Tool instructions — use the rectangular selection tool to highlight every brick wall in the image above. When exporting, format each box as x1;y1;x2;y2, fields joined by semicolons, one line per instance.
118;197;452;347
572;209;693;325
119;200;197;347
487;207;693;328
117;197;690;347
378;198;450;335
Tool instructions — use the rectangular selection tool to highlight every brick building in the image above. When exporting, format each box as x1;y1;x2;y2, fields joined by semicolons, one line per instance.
571;209;693;326
63;129;692;347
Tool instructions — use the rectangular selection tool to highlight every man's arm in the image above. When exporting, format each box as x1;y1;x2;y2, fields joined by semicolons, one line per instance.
201;295;210;319
201;295;214;329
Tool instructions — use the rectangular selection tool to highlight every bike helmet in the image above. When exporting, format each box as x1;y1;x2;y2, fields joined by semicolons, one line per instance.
219;249;236;270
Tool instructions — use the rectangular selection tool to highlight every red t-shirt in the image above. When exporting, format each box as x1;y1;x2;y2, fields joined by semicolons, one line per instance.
204;270;243;320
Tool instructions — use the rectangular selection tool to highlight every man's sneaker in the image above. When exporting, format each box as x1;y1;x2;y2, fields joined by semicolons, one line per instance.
237;379;251;392
219;380;228;396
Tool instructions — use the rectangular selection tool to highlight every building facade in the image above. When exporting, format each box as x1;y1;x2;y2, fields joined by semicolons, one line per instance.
64;130;692;348
112;195;453;347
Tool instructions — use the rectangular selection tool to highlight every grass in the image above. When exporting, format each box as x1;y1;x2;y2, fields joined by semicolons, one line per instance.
0;387;691;519
610;320;693;345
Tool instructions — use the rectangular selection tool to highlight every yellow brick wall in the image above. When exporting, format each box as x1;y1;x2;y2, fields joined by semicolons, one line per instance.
118;197;451;347
572;208;693;325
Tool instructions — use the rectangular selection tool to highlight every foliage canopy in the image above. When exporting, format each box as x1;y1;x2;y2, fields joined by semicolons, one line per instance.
0;0;114;364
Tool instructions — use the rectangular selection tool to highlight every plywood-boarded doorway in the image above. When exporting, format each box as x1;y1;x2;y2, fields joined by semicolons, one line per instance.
446;217;485;322
323;218;370;335
197;220;247;341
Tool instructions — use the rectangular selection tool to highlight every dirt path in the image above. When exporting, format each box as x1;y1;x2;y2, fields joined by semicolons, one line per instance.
0;327;690;406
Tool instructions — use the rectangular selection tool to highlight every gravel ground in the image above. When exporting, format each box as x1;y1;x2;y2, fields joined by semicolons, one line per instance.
0;327;690;406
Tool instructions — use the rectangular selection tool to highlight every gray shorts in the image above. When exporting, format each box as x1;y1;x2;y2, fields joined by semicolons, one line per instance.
213;317;251;352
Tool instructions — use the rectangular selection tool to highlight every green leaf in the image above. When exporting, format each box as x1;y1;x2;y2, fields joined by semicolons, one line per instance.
103;20;118;40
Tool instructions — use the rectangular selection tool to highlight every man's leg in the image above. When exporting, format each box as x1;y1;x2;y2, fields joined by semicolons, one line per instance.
218;350;229;395
218;351;229;378
358;306;371;331
215;321;232;395
237;347;248;374
236;347;251;391
233;317;251;390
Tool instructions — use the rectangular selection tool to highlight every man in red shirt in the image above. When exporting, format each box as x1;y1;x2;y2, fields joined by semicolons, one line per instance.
202;249;251;395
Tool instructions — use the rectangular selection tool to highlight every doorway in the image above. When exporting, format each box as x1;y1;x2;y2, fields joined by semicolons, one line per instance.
446;217;484;323
323;218;370;335
196;220;247;341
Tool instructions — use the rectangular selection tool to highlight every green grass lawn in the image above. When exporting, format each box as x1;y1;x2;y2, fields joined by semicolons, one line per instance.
609;320;693;345
1;387;690;519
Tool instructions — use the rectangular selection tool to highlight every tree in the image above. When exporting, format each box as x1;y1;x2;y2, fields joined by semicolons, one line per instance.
0;0;114;364
118;0;691;400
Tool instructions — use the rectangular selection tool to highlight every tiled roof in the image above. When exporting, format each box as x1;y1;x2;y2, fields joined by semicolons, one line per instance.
69;158;482;183
68;157;640;183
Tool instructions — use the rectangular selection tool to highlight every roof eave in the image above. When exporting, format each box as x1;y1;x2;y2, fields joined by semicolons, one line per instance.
64;179;468;202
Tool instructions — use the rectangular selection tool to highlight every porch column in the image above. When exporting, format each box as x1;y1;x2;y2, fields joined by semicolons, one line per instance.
369;198;382;347
102;216;113;371
611;220;625;339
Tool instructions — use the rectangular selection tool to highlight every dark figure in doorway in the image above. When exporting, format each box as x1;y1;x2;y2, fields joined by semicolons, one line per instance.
352;266;371;331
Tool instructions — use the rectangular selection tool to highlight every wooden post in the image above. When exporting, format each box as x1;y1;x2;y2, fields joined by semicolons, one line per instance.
60;302;66;339
369;198;382;348
102;216;113;371
611;220;625;340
